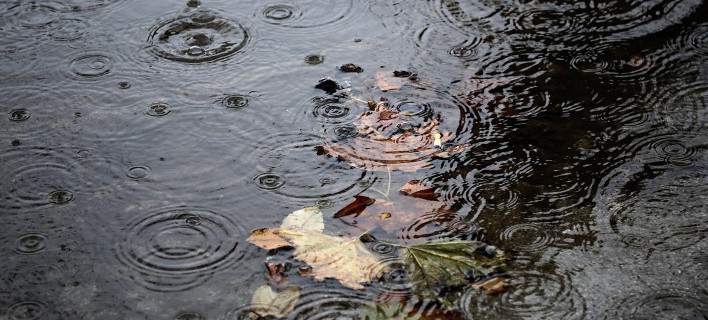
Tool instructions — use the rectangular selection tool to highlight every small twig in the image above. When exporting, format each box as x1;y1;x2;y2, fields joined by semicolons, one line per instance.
385;166;391;198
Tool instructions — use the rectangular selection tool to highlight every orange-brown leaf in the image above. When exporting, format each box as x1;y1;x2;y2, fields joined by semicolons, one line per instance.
400;180;439;201
333;195;376;218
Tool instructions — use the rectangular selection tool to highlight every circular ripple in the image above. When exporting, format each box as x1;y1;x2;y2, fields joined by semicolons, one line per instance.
367;258;413;297
570;54;610;73
217;94;249;109
248;133;374;206
499;223;555;252
604;289;708;319
684;23;708;57
49;18;90;41
400;213;475;243
651;139;697;166
460;271;586;320
514;9;583;35
7;301;46;320
609;169;708;251
253;173;286;190
175;312;205;320
8;109;31;122
127;166;151;180
0;86;79;141
68;52;113;79
146;102;172;117
147;9;249;64
654;82;707;133
116;206;247;291
16;234;47;254
310;98;358;125
0;148;80;211
262;4;300;22
4;263;66;289
287;289;375;320
255;0;357;34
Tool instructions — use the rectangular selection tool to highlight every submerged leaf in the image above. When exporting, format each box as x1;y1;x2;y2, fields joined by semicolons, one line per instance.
399;180;439;201
248;228;380;289
250;284;300;318
399;240;506;297
281;206;324;232
472;277;509;295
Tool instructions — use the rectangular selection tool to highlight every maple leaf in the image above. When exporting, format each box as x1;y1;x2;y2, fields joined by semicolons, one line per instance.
248;228;380;290
399;240;506;298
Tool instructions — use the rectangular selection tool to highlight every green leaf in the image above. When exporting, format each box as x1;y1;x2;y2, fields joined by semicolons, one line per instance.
399;240;506;298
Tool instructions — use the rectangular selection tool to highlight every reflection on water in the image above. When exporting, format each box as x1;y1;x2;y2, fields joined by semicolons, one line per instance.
0;0;706;318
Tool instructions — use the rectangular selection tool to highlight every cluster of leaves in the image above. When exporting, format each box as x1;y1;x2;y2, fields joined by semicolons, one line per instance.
317;71;465;172
247;199;507;317
245;71;509;318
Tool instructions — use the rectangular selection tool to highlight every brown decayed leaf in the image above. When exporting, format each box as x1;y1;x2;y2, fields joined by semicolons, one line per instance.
334;193;452;234
248;228;379;290
472;277;509;295
333;195;376;218
248;228;291;250
320;101;459;172
399;180;439;201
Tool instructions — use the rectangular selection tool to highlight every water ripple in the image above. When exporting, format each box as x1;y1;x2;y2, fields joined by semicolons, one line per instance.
116;206;249;292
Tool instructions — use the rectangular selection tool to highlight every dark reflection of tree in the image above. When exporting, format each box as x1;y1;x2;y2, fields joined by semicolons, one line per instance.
431;0;708;260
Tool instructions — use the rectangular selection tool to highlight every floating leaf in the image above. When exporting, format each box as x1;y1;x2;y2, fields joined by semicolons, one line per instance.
399;240;506;297
334;195;376;218
248;228;379;289
249;284;300;318
281;206;324;232
248;228;292;250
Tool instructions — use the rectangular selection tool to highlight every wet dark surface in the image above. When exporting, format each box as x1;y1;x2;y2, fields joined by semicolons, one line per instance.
1;0;707;319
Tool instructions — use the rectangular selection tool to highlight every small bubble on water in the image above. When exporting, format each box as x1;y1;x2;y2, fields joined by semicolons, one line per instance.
305;54;324;65
48;190;74;204
254;173;285;190
16;234;47;254
9;109;30;122
127;166;150;180
221;95;249;109
187;46;205;56
175;312;205;320
147;103;171;117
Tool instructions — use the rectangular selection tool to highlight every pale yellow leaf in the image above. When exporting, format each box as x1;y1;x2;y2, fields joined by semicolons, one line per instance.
249;228;380;290
250;284;300;318
433;130;442;147
375;71;403;91
281;206;324;232
247;228;291;250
